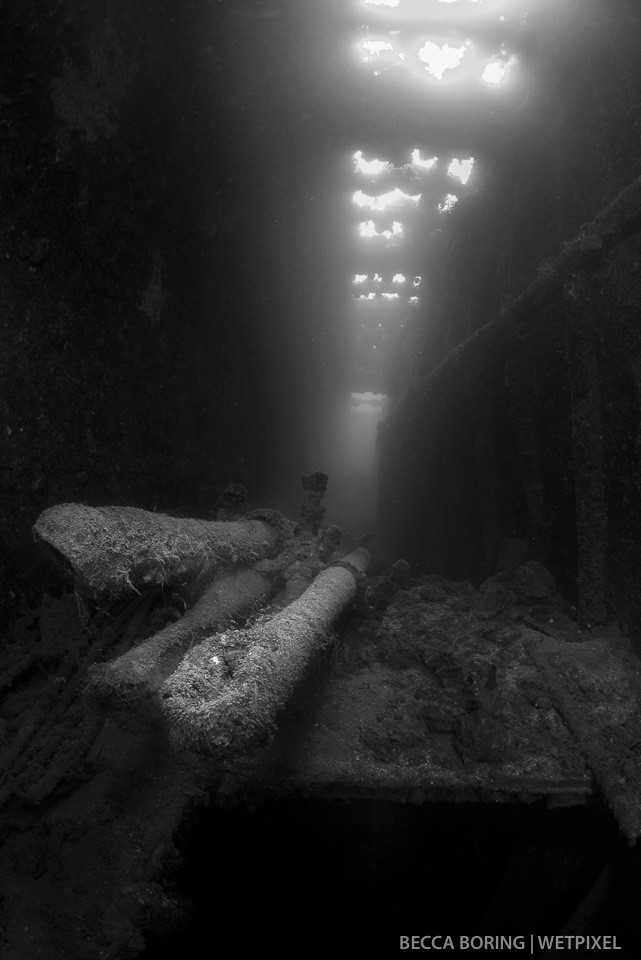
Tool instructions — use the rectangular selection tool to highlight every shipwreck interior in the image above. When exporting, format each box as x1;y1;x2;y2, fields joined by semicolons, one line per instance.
3;0;641;957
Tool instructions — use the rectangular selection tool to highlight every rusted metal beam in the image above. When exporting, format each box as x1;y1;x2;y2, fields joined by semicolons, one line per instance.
525;633;641;843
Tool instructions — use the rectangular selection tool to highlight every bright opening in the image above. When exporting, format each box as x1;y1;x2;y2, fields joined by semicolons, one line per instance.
352;188;421;211
363;0;399;6
351;394;387;416
382;292;400;300
373;273;383;283
410;149;438;171
392;273;406;284
351;392;386;404
361;40;395;59
412;276;422;287
351;391;387;415
482;55;517;85
409;296;420;303
353;274;369;284
438;194;459;213
448;157;474;184
353;150;392;176
355;292;377;301
418;41;468;80
358;220;405;240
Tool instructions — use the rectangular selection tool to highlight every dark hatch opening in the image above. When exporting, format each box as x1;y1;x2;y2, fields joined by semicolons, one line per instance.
141;797;637;959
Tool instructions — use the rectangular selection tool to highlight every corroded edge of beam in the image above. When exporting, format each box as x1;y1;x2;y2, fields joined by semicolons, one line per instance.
391;171;641;416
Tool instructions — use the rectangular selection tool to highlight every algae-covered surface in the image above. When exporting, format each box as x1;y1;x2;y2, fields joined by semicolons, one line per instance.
4;557;641;959
216;568;596;806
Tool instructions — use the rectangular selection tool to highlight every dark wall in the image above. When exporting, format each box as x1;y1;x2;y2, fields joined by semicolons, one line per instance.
0;0;296;622
379;0;641;638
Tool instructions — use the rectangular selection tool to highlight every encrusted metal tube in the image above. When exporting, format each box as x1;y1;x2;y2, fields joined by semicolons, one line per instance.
34;502;282;597
159;547;371;757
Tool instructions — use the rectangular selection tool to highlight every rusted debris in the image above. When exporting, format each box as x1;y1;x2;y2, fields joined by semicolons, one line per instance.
34;502;283;598
525;632;641;842
215;481;248;520
300;471;329;534
0;594;106;808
